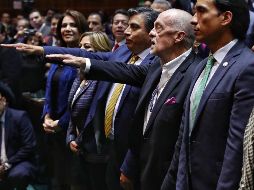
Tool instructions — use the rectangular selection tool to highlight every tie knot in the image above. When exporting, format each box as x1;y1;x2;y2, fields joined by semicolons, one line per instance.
129;55;139;64
112;43;119;51
207;55;215;66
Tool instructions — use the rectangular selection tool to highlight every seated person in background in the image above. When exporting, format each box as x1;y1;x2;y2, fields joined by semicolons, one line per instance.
20;30;46;94
0;82;36;190
87;12;105;32
12;18;29;43
151;0;172;12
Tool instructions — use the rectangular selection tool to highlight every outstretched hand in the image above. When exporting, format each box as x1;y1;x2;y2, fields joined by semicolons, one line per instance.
0;43;44;55
46;54;87;68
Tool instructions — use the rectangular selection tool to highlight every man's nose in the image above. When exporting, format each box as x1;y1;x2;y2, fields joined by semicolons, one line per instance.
149;28;156;38
191;13;198;25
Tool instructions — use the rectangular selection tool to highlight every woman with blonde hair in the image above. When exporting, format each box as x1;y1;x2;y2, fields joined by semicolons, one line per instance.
67;31;111;190
79;31;112;52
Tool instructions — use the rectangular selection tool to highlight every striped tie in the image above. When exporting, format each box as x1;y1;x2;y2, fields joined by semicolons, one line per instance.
104;55;139;138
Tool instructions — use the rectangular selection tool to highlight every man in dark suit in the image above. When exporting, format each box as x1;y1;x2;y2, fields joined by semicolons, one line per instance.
161;0;254;190
0;82;36;190
45;8;201;190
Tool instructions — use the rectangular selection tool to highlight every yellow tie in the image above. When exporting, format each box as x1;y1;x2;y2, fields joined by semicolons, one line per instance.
104;55;139;138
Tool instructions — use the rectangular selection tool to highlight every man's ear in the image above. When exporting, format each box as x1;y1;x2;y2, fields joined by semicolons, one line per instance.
175;31;186;43
220;11;233;26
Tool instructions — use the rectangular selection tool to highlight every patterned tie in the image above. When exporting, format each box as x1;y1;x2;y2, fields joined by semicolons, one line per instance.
104;55;139;138
190;55;215;130
239;108;254;190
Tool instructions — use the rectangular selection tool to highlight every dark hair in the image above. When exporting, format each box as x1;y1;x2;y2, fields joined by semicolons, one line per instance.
214;0;249;40
29;9;41;16
128;7;159;32
0;82;15;105
56;10;88;47
112;9;129;20
51;13;63;21
89;12;106;24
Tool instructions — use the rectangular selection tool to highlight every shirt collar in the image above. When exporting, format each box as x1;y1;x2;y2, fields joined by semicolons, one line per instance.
213;39;238;64
137;48;151;61
115;39;126;46
162;48;192;72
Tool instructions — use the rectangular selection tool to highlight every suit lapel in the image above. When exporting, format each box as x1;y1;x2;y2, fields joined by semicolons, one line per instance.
144;52;196;135
191;42;244;134
117;53;155;112
71;81;92;108
135;61;161;112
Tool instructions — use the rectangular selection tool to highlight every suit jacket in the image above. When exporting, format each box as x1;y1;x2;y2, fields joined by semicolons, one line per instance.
86;50;201;190
44;45;156;164
42;64;77;129
2;108;36;166
238;107;254;190
162;41;254;190
66;77;98;145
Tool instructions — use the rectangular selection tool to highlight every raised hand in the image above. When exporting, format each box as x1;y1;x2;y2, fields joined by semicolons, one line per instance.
46;54;87;68
0;43;44;55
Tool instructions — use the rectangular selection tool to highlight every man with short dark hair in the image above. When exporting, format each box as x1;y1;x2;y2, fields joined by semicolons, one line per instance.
87;12;105;32
0;82;36;190
111;9;129;51
29;9;50;37
162;0;254;189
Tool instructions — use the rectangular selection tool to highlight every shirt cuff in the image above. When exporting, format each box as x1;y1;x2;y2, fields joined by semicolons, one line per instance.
81;58;91;74
4;162;11;170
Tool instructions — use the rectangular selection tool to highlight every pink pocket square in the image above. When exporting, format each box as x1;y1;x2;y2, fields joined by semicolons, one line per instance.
164;97;176;105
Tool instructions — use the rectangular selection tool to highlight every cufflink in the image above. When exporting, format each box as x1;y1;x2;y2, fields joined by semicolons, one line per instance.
223;62;228;67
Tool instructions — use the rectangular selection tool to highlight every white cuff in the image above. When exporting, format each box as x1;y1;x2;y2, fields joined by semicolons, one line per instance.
83;58;91;74
4;162;11;170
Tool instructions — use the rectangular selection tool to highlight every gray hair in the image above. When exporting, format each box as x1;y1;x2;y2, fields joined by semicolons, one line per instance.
167;9;195;49
152;0;172;10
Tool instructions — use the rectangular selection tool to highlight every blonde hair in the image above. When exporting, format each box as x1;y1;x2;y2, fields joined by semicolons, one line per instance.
79;31;112;52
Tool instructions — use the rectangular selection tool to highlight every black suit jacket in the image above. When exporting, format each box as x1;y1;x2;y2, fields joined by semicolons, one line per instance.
87;50;202;190
3;108;36;166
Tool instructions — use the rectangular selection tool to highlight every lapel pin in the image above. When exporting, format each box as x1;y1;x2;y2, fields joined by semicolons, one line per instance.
223;62;228;67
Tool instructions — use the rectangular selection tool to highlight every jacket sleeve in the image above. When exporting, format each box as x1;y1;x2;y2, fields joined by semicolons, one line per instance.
121;149;139;180
86;59;152;87
43;46;112;61
8;112;36;165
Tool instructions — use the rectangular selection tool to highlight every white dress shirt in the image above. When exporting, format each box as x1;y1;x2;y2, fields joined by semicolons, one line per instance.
143;48;192;134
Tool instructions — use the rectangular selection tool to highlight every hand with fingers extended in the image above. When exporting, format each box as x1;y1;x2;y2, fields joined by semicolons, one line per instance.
0;43;44;55
46;54;87;68
120;173;134;190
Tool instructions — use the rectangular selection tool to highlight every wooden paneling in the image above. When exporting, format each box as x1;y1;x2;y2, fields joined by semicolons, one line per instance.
0;0;139;17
